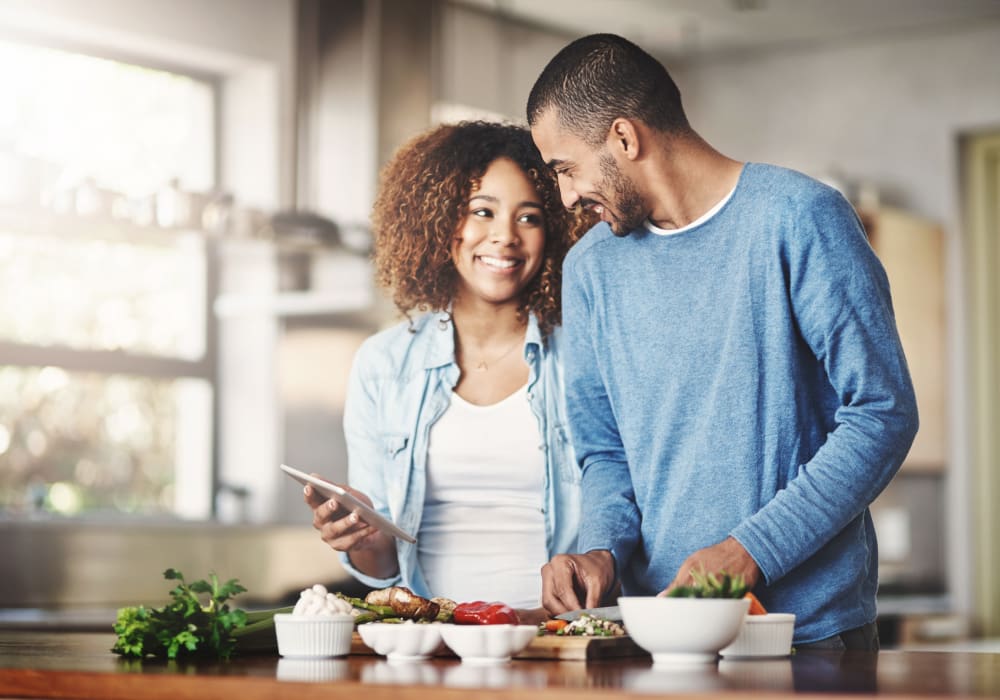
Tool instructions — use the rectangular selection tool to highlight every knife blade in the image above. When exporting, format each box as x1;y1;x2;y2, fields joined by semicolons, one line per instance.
554;605;622;622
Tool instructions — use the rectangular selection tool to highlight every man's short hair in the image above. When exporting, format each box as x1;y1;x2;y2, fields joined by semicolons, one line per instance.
527;33;689;146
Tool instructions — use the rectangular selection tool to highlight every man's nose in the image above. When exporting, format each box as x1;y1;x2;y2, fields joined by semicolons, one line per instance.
557;175;580;209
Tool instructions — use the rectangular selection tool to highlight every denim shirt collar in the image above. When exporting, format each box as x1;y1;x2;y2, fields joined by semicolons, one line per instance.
420;309;545;379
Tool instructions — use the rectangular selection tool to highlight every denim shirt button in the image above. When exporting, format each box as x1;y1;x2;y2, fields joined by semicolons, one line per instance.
539;443;547;451
526;392;534;400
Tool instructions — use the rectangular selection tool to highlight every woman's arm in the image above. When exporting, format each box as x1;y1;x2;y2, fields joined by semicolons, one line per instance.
327;337;403;584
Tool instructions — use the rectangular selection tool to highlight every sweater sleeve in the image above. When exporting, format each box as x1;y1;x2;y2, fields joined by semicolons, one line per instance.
730;190;919;584
563;246;642;572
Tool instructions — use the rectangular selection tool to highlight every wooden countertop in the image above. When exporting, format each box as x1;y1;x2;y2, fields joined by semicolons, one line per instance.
2;630;999;699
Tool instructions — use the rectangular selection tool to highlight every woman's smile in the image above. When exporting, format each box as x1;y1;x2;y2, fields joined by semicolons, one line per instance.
476;254;524;273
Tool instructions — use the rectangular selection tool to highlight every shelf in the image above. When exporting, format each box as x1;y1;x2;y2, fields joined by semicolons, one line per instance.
213;290;373;318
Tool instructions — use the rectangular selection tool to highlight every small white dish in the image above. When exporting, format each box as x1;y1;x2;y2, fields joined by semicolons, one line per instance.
720;613;796;658
438;624;537;664
274;613;354;658
356;621;444;662
618;596;750;666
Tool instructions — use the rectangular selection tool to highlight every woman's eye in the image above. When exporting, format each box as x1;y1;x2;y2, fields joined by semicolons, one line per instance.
519;213;543;226
471;208;493;219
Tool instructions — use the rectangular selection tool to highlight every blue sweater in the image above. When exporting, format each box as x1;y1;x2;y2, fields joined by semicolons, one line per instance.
562;163;918;643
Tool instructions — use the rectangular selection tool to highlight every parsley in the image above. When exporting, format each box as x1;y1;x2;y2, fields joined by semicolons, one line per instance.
111;568;248;660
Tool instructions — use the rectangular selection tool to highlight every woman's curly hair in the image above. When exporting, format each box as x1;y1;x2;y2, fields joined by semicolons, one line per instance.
371;120;593;338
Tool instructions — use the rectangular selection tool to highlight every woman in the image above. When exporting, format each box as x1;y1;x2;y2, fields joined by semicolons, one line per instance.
303;121;591;619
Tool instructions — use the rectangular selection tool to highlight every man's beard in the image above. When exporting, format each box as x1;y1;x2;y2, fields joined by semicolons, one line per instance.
598;151;646;237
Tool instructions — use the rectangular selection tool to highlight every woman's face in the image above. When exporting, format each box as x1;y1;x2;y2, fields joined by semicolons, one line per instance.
451;157;546;307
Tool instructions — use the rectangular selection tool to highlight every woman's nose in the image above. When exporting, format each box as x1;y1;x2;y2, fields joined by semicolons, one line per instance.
490;220;518;244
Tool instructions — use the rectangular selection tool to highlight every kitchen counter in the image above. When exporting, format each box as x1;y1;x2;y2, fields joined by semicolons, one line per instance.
2;630;999;699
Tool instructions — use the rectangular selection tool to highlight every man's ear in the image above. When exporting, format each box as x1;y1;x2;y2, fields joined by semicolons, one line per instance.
607;118;641;161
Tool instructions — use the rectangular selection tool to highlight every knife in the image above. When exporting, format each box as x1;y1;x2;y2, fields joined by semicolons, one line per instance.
554;605;622;622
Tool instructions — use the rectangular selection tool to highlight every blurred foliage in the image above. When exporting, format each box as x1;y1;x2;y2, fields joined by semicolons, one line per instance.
0;367;182;516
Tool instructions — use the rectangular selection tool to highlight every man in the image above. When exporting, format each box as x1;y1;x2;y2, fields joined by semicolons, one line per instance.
527;33;918;650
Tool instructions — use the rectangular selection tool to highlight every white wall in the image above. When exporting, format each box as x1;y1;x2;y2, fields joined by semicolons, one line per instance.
676;23;1000;227
437;2;572;123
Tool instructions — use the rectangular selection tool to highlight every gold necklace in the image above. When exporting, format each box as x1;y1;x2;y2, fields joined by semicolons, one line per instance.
469;335;524;372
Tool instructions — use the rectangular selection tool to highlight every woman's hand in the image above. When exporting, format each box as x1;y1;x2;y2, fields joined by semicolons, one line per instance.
303;481;399;579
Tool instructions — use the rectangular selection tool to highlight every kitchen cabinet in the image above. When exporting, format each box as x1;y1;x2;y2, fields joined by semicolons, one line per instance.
862;207;947;473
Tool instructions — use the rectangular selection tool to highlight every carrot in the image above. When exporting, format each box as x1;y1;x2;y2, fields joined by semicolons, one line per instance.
543;619;569;633
744;592;768;615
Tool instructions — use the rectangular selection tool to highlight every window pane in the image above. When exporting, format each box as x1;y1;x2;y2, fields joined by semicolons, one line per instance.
0;40;217;522
0;367;212;518
0;229;206;359
0;39;214;197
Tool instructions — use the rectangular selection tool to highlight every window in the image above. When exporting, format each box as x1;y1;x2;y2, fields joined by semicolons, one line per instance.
0;40;216;519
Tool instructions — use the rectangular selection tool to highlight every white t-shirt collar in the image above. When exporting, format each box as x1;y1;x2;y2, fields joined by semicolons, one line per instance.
643;184;737;236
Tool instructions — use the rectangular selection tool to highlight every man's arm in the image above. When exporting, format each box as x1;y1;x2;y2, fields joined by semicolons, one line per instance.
730;191;919;585
555;247;642;595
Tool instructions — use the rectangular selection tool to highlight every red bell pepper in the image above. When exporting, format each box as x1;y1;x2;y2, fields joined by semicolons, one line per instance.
452;601;519;625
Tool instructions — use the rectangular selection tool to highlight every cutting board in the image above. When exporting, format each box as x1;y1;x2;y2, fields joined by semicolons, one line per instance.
350;632;648;661
514;634;647;661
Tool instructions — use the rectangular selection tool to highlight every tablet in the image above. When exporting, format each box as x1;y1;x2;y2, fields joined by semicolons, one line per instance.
280;463;417;544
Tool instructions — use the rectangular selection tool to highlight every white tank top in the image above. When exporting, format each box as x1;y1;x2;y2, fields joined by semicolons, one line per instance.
418;384;547;608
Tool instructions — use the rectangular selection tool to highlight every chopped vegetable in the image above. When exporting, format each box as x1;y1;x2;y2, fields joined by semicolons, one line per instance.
546;612;625;637
666;569;748;599
541;619;569;633
336;588;455;624
744;591;768;615
362;586;441;621
111;569;249;660
432;597;457;623
452;601;519;625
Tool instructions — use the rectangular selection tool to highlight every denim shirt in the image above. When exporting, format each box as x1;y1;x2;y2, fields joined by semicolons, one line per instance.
337;311;581;597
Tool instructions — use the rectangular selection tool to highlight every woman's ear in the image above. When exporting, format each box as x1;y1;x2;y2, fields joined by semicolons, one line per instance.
607;118;641;161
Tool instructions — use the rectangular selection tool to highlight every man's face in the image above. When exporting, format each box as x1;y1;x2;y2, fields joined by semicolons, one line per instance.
531;109;647;237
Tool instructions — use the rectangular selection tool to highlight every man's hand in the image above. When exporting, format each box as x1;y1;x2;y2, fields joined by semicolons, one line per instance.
541;550;615;615
660;537;760;596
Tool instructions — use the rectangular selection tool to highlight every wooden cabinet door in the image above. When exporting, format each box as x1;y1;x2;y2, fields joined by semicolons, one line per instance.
866;207;947;472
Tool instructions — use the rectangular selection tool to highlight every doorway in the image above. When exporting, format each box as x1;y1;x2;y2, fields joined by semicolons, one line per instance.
962;131;1000;637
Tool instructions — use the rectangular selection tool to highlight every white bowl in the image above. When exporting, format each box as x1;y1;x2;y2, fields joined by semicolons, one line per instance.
720;613;795;658
274;613;355;658
356;621;444;662
438;624;538;664
618;596;750;665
